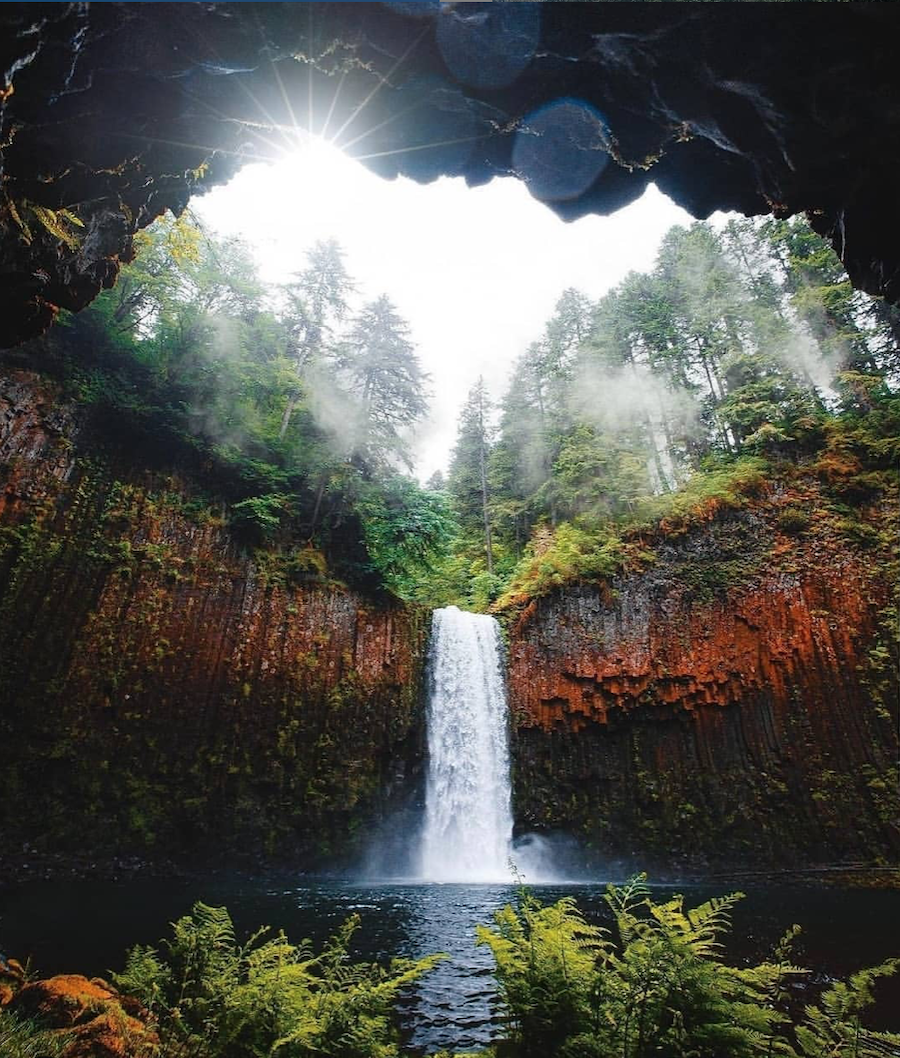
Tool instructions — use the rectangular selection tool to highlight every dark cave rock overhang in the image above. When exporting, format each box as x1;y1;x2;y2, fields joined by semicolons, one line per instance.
1;1;899;348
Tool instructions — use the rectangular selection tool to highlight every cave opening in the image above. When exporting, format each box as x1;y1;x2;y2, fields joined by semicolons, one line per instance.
1;6;899;1054
3;1;900;352
191;127;695;481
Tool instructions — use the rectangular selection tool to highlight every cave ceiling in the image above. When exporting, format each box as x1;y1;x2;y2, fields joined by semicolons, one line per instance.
1;2;898;348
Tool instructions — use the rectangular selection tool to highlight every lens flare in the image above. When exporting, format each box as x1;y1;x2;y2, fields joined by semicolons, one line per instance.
513;98;612;203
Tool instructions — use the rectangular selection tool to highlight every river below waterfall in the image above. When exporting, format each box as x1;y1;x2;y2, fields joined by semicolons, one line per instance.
2;877;899;1052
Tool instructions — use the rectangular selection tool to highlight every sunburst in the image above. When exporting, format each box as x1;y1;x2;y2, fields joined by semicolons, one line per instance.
126;7;491;186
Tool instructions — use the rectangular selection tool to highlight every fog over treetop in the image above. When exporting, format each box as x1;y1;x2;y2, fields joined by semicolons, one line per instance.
193;145;692;479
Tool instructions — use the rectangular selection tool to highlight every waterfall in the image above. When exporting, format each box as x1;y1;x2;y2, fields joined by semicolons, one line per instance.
419;606;514;882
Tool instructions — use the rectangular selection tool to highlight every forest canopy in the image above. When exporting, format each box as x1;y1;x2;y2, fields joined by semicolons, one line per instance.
15;210;898;606
430;214;899;611
20;217;454;596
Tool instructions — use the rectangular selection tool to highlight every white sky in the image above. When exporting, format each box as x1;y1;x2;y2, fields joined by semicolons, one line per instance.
194;139;693;480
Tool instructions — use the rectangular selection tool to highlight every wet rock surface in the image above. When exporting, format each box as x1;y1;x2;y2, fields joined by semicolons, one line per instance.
0;370;428;871
1;3;899;347
508;502;899;870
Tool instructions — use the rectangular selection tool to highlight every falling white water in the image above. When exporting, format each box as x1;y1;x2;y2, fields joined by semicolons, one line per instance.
419;606;514;882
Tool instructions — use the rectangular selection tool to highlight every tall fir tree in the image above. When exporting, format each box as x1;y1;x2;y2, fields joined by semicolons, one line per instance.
449;377;495;575
279;239;354;440
340;294;429;470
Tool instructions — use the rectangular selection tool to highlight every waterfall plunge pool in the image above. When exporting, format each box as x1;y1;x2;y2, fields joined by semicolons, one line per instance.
4;609;897;1049
2;876;899;1053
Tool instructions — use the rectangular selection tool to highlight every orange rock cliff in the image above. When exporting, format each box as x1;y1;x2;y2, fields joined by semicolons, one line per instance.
1;369;897;872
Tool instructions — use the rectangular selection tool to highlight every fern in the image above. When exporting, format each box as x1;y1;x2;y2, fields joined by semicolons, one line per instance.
112;900;442;1058
796;960;900;1058
479;880;899;1058
2;196;84;250
604;873;652;946
29;204;84;250
681;891;745;957
112;943;171;1017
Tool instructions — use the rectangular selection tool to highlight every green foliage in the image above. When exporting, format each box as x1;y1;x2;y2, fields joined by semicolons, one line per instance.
338;295;430;470
496;523;625;608
795;961;900;1058
449;378;497;579
432;211;897;611
3;195;84;251
356;476;456;599
406;528;513;611
489;457;766;609
0;1008;65;1058
476;892;610;1057
112;900;442;1058
479;879;897;1058
17;214;446;595
11;202;899;612
633;456;769;532
230;493;292;542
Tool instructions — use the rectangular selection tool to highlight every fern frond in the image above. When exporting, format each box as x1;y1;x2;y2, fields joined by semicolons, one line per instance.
57;208;84;228
28;204;83;251
606;874;651;946
686;891;744;938
606;873;651;917
773;923;803;963
4;196;31;243
797;959;900;1058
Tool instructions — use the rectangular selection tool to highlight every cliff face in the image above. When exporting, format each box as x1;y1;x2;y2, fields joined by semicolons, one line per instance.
0;371;428;870
508;497;899;870
3;371;897;875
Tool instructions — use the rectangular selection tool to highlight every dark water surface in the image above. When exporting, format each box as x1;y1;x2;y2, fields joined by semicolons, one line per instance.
2;877;899;1052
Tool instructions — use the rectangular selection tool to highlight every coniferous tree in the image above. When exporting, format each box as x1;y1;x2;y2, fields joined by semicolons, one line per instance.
425;469;446;492
490;351;551;548
449;377;495;575
432;211;897;612
760;215;896;384
279;239;354;440
862;295;900;381
25;216;455;598
539;287;592;425
339;294;429;470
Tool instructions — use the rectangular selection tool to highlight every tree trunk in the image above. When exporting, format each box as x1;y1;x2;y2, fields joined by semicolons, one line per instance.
278;394;299;441
307;475;328;538
477;398;494;576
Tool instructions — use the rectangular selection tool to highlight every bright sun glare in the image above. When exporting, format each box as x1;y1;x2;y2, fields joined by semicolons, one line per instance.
194;134;694;480
286;135;354;190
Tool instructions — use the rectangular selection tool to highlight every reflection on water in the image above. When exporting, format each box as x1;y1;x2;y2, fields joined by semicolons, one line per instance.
386;884;514;1051
2;878;899;1053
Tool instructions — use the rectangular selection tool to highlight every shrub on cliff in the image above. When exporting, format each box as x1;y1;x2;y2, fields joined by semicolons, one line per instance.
494;522;626;609
478;877;900;1058
112;901;442;1058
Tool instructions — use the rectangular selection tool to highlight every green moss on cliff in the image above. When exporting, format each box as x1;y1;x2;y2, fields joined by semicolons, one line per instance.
0;378;429;870
508;466;899;870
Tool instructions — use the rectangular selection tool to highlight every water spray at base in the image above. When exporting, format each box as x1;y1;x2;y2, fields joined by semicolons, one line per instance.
418;606;564;884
